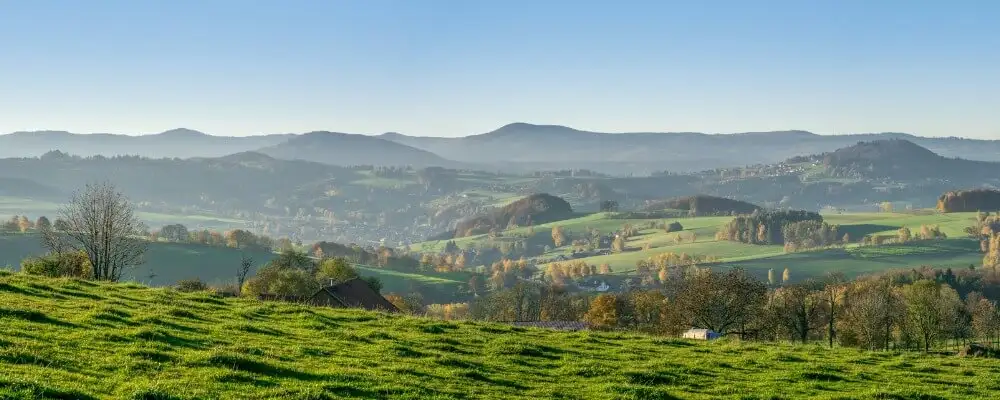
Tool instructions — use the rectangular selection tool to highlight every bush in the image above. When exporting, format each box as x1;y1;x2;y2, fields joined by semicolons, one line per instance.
175;278;209;292
665;221;684;233
20;251;91;278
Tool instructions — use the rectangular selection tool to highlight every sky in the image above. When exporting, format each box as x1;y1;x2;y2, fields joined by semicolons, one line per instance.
1;0;998;138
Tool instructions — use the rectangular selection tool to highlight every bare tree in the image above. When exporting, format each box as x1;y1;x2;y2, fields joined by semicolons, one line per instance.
58;182;147;281
237;255;254;295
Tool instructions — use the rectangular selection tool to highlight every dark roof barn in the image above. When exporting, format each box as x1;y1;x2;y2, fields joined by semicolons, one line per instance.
309;278;399;312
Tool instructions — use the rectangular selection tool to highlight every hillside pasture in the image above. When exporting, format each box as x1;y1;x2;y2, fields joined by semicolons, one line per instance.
1;273;999;399
0;235;464;300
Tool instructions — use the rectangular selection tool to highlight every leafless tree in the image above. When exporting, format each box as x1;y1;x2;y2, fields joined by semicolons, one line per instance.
57;182;147;281
237;255;254;295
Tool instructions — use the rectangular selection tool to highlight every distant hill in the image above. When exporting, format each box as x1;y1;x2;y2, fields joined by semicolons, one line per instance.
449;193;575;238
820;139;998;181
643;195;762;216
0;129;292;159
381;123;1000;173
257;131;456;167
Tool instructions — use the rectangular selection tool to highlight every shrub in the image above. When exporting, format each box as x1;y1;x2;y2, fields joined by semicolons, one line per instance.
175;278;209;293
665;221;684;233
20;251;91;278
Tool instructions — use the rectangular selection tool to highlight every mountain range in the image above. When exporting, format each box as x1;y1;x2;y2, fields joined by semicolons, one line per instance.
4;123;1000;173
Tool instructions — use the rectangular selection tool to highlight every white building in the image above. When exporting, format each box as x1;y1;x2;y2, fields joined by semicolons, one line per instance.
682;328;721;340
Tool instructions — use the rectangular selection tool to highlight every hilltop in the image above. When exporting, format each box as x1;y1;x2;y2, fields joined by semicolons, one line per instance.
1;273;998;399
818;139;998;181
643;195;761;216
449;194;575;238
256;131;457;167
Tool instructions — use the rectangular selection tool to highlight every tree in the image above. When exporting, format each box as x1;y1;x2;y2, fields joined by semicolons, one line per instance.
842;233;851;244
665;221;684;233
897;227;912;243
55;182;147;281
880;201;894;213
767;269;776;286
902;280;963;352
268;249;315;270
674;268;767;337
599;200;619;213
160;224;190;242
53;218;69;231
551;226;566;247
771;282;823;343
584;294;620;330
17;215;32;233
612;235;626;253
454;253;467;270
237;255;254;295
971;298;1000;343
35;216;51;232
840;278;901;350
316;257;359;285
782;267;791;284
820;273;846;348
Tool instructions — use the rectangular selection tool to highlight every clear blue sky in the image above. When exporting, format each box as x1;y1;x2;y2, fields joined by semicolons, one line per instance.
1;0;997;138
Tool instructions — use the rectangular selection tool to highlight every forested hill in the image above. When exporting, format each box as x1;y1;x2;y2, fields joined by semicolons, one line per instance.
818;139;999;181
256;131;458;167
379;123;1000;173
7;124;1000;173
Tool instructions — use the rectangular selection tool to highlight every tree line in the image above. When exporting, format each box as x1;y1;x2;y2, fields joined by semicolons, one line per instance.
458;265;1000;352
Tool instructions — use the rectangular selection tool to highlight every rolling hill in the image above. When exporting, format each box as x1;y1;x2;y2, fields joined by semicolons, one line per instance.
818;139;1000;181
1;273;997;399
381;123;1000;173
0;129;292;159
256;131;457;167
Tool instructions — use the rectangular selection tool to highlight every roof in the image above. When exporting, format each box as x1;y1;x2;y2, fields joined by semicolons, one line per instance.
511;321;589;331
310;278;399;312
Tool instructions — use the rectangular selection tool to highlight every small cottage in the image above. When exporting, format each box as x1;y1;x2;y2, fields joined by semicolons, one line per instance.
682;328;721;340
308;278;399;312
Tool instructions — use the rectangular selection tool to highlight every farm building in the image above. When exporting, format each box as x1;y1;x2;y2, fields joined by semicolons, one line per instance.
511;321;589;331
259;278;399;312
309;278;399;312
682;328;721;340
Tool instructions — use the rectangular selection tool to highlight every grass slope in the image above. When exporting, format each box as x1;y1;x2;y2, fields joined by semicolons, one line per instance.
2;273;999;399
415;211;985;281
0;236;463;300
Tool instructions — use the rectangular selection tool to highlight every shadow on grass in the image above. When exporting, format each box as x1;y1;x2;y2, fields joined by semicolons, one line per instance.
0;307;76;328
215;372;277;388
459;370;527;390
0;378;98;400
0;283;43;297
131;328;207;349
204;353;324;381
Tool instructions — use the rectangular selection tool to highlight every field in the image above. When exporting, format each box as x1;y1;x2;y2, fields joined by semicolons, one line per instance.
413;210;986;282
0;235;463;300
0;196;247;232
2;273;999;399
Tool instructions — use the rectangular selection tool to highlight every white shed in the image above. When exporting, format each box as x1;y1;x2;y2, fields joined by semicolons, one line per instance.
682;328;721;340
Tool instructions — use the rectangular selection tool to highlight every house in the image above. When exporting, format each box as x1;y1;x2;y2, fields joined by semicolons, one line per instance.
682;328;721;340
511;321;589;331
309;278;399;312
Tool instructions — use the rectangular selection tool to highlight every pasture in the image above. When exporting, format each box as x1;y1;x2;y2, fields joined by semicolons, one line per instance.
1;273;998;399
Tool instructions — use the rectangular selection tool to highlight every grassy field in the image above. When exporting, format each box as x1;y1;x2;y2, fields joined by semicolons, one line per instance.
2;273;999;399
0;196;247;232
413;210;986;281
0;235;463;300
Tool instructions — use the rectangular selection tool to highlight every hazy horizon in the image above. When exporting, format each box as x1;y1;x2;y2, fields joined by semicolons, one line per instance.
0;123;988;140
2;1;998;139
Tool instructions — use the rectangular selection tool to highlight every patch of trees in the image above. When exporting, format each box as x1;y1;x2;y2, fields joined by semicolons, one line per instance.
241;251;382;297
312;241;420;272
715;210;823;245
938;189;1000;213
781;221;841;252
461;266;1000;352
643;195;761;216
452;193;574;238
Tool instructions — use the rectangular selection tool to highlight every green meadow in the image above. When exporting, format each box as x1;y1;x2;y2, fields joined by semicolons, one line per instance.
2;273;999;399
0;235;463;300
414;210;986;281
